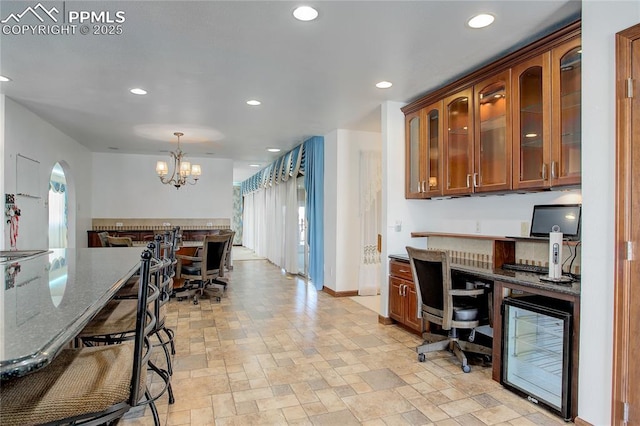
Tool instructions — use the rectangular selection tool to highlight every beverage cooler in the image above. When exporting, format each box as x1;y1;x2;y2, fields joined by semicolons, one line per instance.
501;295;572;420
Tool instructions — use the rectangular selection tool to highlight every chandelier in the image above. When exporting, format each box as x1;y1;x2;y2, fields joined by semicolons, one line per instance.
155;132;202;189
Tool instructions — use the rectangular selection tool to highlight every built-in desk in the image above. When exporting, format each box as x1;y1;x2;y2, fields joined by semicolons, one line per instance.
389;253;580;420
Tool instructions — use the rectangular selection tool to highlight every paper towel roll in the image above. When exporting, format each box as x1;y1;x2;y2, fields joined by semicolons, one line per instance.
548;231;563;279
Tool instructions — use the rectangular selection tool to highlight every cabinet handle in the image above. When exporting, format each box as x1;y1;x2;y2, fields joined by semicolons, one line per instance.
473;173;479;188
421;181;427;193
541;163;547;180
398;285;403;296
403;284;407;296
417;180;422;193
551;161;557;179
466;174;471;188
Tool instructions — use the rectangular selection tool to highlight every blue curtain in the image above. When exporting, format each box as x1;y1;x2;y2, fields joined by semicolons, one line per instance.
304;136;324;290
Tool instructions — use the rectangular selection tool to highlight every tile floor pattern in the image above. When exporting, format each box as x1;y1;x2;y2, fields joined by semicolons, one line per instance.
122;259;571;426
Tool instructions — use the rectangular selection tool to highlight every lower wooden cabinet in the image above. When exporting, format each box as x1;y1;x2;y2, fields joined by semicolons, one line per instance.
389;260;422;333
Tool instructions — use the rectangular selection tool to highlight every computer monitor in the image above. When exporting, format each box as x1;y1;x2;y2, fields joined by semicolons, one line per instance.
529;204;581;241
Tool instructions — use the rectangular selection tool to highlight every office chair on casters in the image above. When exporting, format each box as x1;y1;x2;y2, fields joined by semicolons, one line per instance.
406;247;491;373
175;234;230;304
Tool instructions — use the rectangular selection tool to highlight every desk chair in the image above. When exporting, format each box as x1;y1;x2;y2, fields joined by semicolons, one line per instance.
0;250;162;426
97;231;110;247
108;235;133;247
406;247;491;373
175;233;230;304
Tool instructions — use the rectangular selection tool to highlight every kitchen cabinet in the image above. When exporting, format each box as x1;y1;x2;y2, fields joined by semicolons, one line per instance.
442;73;512;196
474;71;512;192
402;21;581;198
443;88;474;195
405;102;443;198
513;38;581;189
388;260;422;333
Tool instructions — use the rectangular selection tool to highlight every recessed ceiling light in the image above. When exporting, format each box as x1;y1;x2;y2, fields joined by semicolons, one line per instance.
376;81;393;89
467;13;495;29
0;75;11;82
249;164;261;167
293;6;318;21
267;148;281;153
130;88;147;95
247;100;261;106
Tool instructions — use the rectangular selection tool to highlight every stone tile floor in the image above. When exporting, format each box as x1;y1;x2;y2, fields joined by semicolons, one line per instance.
122;258;570;425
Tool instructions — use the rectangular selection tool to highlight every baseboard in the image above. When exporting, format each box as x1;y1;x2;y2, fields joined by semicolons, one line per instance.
378;315;393;325
574;417;592;426
322;287;359;297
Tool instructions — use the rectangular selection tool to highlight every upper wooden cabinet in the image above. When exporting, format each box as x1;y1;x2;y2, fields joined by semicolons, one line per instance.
402;21;580;199
513;37;581;189
405;101;443;198
442;72;512;196
551;38;582;187
443;89;474;195
474;71;512;193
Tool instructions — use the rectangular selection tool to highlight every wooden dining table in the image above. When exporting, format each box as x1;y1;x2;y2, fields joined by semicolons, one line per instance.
0;247;142;380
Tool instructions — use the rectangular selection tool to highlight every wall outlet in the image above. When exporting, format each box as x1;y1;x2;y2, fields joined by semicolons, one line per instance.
163;222;171;227
207;222;213;227
115;222;123;227
475;221;481;233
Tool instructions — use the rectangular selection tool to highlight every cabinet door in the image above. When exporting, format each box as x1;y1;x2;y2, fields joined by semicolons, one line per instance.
551;38;582;187
389;277;405;322
474;71;512;192
424;101;444;197
404;282;423;332
512;53;552;190
444;88;474;195
405;111;425;198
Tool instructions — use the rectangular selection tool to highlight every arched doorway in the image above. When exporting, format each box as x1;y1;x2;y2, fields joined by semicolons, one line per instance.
48;163;68;248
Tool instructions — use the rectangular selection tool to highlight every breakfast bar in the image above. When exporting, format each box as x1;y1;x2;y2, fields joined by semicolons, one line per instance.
1;247;141;380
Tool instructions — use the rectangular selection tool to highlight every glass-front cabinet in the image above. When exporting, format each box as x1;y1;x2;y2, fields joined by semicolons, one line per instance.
443;88;474;195
513;37;581;190
405;102;443;198
474;71;512;192
512;53;551;189
551;38;581;186
403;24;580;199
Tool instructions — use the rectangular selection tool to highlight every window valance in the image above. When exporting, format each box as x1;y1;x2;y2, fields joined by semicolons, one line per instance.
241;139;309;195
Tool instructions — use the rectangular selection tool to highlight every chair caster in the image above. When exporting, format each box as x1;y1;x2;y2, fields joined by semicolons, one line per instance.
462;364;471;373
418;353;426;363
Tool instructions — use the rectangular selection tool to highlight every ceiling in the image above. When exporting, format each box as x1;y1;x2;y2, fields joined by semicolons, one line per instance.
0;1;581;182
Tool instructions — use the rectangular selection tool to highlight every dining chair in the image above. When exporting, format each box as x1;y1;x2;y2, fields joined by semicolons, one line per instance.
406;246;492;373
0;249;162;426
107;235;133;247
175;233;231;304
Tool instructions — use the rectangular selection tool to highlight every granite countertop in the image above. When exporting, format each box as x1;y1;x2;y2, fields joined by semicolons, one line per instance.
1;247;142;380
389;253;580;297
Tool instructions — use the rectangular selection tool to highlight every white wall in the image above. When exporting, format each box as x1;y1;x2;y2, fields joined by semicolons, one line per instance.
324;129;381;292
92;152;233;219
0;95;4;249
4;98;93;249
579;3;640;424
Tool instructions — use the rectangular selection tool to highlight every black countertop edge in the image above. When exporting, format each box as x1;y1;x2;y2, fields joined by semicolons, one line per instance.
389;254;580;297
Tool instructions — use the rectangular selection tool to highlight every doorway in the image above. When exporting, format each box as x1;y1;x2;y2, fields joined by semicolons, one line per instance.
612;23;640;426
48;162;68;248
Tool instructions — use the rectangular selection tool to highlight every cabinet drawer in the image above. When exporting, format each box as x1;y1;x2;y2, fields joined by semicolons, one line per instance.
390;261;413;281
